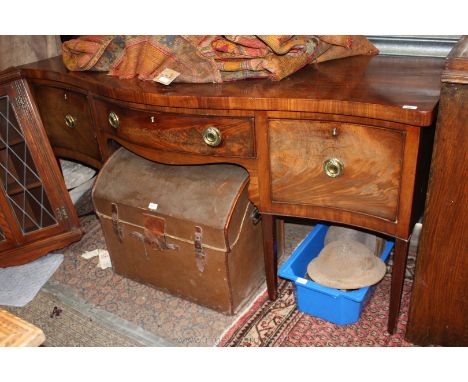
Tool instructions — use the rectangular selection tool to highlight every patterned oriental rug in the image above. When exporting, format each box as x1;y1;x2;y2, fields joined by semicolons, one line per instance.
11;162;417;347
218;276;414;347
48;215;248;346
48;214;416;347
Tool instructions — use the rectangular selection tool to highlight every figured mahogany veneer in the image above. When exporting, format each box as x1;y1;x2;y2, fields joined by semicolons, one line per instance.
0;53;446;334
269;120;404;221
93;98;256;158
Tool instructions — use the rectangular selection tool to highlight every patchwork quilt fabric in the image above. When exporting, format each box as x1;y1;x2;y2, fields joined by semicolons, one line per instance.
62;35;378;83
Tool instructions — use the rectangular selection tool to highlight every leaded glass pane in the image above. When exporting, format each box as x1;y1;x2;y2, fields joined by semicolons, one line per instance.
0;95;58;233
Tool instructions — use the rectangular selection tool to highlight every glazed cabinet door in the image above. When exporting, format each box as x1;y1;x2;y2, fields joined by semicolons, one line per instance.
0;78;82;266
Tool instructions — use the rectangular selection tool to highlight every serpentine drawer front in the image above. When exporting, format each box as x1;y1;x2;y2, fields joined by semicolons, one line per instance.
269;120;404;221
93;99;255;158
31;83;101;166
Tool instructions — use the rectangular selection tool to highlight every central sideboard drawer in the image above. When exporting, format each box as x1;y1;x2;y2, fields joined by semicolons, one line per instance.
93;99;255;158
269;119;404;221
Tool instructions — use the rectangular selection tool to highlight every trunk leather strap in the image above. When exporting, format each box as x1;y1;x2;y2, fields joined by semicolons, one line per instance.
194;226;206;273
111;203;124;242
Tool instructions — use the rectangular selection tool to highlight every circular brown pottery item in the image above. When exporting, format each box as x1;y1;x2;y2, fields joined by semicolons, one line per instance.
324;226;385;257
307;239;387;290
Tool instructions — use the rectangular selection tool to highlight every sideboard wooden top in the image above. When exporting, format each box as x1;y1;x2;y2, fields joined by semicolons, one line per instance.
3;54;445;126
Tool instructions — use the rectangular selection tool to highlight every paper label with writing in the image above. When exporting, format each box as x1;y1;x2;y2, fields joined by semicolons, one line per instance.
81;249;112;270
98;249;112;270
154;68;180;85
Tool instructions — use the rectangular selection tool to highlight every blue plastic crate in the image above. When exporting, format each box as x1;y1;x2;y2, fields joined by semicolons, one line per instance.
278;224;394;325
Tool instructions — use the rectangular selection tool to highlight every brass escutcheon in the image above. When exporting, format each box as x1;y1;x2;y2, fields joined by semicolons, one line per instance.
64;114;76;129
202;126;222;147
323;158;344;178
108;111;120;129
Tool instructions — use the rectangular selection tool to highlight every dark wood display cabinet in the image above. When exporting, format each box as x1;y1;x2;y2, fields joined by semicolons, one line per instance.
0;77;82;267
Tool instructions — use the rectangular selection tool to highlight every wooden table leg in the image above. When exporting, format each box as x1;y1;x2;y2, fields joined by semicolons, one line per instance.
388;237;410;334
262;214;278;300
276;218;285;260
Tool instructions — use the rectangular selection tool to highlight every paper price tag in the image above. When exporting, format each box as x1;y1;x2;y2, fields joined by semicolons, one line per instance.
296;277;308;285
154;68;180;86
98;249;112;270
402;105;418;110
82;249;112;270
148;202;158;211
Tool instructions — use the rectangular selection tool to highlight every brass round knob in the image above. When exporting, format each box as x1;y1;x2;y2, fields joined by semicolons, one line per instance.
323;158;344;178
108;111;120;129
202;127;222;147
64;114;76;129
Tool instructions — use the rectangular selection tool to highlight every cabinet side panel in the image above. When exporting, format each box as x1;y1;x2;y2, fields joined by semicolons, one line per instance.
407;83;468;346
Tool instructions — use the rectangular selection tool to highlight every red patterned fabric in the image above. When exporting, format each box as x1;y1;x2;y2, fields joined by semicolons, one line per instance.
62;35;378;83
218;276;414;347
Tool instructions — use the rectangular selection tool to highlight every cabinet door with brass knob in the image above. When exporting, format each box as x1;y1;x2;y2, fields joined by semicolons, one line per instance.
269;119;404;221
30;83;102;168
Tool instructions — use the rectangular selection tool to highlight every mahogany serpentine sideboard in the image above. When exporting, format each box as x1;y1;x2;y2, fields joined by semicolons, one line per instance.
0;54;445;334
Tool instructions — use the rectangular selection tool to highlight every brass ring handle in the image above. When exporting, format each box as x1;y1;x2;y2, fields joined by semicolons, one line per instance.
202;127;222;147
108;111;120;129
323;158;344;178
64;114;76;129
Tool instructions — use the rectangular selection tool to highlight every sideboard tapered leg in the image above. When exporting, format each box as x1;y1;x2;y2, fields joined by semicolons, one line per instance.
388;237;410;334
262;214;278;300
